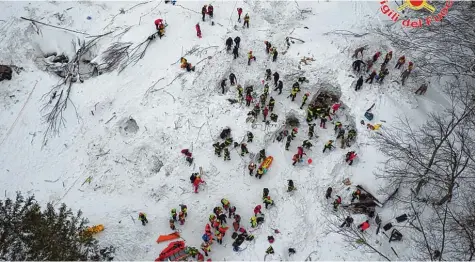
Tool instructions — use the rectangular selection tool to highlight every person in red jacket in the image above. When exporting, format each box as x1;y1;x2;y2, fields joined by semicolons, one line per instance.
254;205;263;215
193;175;205;193
372;51;381;62
358;220;370;232
196;23;202;38
297;146;306;160
245;94;253;106
345;151;357;165
263;106;269;121
237;7;243;22
292;153;300;166
154;19;163;30
197;252;205;262
207;4;214;19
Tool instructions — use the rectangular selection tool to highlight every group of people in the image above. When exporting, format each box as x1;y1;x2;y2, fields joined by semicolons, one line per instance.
352;47;428;95
169;204;188;230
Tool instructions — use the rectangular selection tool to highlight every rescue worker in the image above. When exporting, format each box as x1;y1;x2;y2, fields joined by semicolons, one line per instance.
243;13;250;28
302;140;313;149
216;231;223;244
228;206;236;218
336;128;345;140
300;92;310;109
158;23;165;39
213;206;223;216
264;41;272;53
169;219;176;230
272;47;278;62
247;131;254;142
351;188;361;202
273;72;279;86
254;205;263;216
372;51;381;62
288;129;296;141
355;76;364;91
250;216;257;228
263;83;269;96
266;246;275;254
352;59;366;72
201;242;211;256
245;93;252;106
248;50;256;65
234;36;241;48
401;69;410;86
171;208;177;221
180;204;188;217
319;113;327;128
346;129;357;147
308;123;316;139
383;51;393;65
241;143;249;156
306;106;314;122
287;179;296;192
258;149;266;162
346;151;357;165
377;68;389;83
285;135;292;150
220;79;227;94
226;37;233;51
263;196;274;208
395;55;405;69
263;106;269;121
221;198;230;210
195;23;202;38
179;211;186;225
415;83;428;95
334;121;342;133
237;7;243;22
297;146;306;160
224;147;231;160
139;212;148;226
325;187;332;199
218;213;227;225
265;69;272;80
255;167;264;179
407;61;414;72
237;85;243;102
333;195;342;211
274;80;283;94
193;175;205;193
340;216;354;227
366;70;376;83
229;73;237;86
224;137;233;146
268;97;275;112
201;5;207;21
213;142;222;157
259;94;267;108
352;46;365;58
233;45;239;59
207;4;214;19
292;153;299;166
323;140;335;153
209;214;217;225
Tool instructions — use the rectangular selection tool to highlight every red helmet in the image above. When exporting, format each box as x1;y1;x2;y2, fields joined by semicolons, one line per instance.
293;127;298;132
389;51;393;53
409;61;413;65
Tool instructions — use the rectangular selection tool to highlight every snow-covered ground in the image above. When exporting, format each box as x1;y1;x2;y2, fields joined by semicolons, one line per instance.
0;1;449;260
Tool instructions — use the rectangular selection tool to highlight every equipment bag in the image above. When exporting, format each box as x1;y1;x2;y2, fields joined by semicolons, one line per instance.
364;112;374;121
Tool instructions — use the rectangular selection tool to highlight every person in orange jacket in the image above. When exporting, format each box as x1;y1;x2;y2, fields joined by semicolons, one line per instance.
178;211;186;225
193;175;205;193
408;61;414;72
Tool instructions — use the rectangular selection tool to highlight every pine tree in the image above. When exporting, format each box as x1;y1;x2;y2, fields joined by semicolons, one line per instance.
0;192;112;260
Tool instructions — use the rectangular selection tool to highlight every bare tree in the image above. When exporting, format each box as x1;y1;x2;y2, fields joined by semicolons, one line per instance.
373;79;474;204
374;1;475;79
324;212;392;261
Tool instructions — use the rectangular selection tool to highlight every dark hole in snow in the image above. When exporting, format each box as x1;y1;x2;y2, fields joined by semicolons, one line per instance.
151;156;164;173
310;82;342;108
285;110;300;128
120;117;139;136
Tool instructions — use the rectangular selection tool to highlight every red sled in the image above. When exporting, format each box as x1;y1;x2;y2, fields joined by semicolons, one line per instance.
155;241;189;261
259;156;273;174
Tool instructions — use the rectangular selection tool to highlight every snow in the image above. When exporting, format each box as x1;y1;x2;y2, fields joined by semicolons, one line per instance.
0;1;445;260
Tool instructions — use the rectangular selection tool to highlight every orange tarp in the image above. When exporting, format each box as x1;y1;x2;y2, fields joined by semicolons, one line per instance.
84;224;104;234
156;232;181;243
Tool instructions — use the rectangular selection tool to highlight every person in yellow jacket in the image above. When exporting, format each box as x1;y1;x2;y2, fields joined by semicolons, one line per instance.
289;87;298;101
263;196;274;209
250;216;257;228
180;57;188;68
322;140;335;153
243;13;250;28
255;166;264;179
139;212;148;226
248;50;256;65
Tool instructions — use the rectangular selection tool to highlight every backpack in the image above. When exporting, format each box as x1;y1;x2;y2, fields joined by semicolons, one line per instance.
364;111;374;121
190;173;197;183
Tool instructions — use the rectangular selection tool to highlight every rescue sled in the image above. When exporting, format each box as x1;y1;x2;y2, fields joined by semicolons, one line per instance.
259;156;273;173
84;224;104;235
155;241;189;261
156;232;181;243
